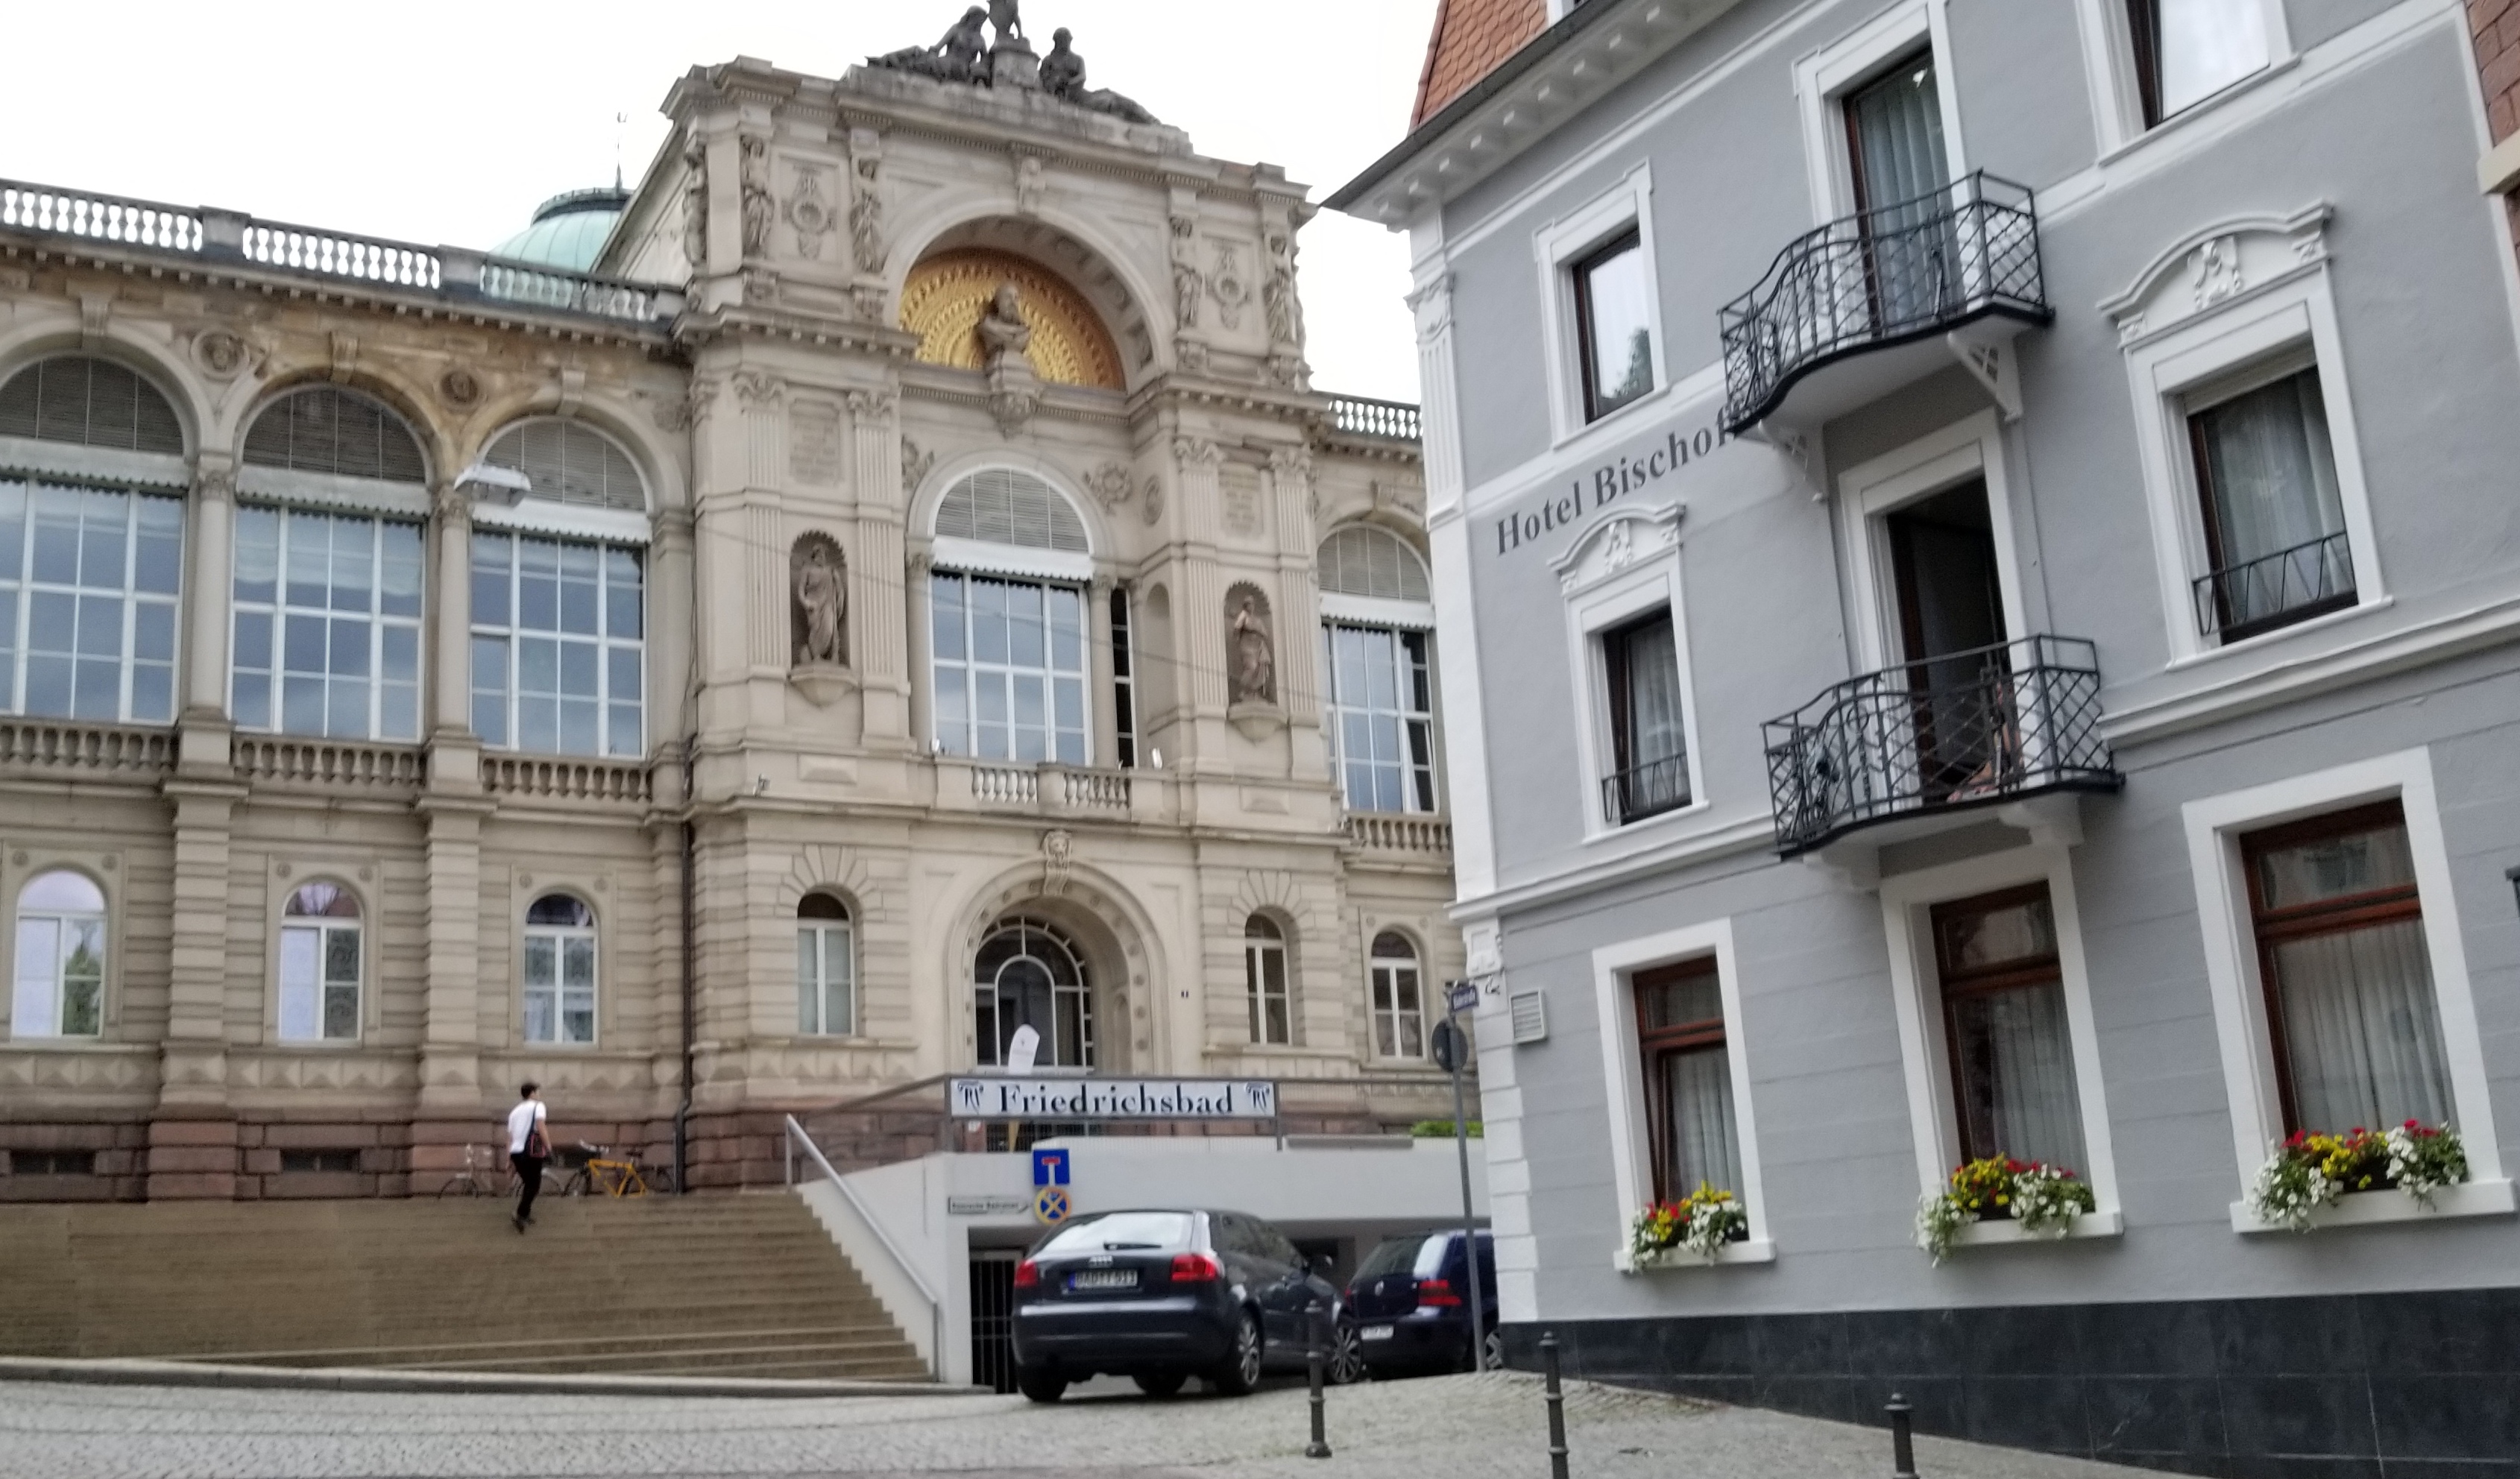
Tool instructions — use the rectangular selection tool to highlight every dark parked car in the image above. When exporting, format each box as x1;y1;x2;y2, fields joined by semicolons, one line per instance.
1345;1229;1498;1378
1009;1207;1348;1401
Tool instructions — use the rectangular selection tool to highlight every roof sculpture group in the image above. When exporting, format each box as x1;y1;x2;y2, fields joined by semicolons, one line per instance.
871;1;1158;124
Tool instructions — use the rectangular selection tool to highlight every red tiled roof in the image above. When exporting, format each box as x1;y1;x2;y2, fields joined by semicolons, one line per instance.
1411;0;1549;127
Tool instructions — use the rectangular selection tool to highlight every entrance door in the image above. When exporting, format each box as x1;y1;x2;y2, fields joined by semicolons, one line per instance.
1884;479;2009;801
1845;51;1954;337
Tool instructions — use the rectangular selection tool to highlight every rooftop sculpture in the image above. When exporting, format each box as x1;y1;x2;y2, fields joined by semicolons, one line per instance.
869;2;1157;124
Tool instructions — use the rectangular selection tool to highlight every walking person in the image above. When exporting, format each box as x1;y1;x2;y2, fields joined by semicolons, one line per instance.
507;1082;549;1232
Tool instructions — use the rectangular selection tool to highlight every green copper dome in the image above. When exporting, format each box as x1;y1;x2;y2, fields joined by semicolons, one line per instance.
491;186;629;272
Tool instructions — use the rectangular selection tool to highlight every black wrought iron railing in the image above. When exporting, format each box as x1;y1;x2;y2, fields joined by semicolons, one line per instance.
1762;635;2117;857
1601;751;1691;827
1719;172;2050;434
2193;531;2355;640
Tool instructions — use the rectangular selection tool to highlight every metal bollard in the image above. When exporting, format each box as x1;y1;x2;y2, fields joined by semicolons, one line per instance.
1540;1331;1569;1479
1886;1393;1918;1479
1305;1297;1332;1460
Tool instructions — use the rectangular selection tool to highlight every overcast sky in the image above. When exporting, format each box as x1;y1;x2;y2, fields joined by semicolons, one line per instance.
0;0;1438;401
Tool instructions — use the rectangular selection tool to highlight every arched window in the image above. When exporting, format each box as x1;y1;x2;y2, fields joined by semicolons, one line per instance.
278;883;361;1043
232;388;426;742
1244;915;1290;1046
481;419;646;511
1370;931;1426;1061
13;870;105;1038
0;357;184;454
798;894;855;1037
523;895;596;1045
933;469;1089;552
974;917;1092;1068
0;358;187;727
1319;526;1438;815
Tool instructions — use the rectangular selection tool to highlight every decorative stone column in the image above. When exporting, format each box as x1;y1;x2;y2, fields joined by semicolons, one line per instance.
847;388;908;745
150;779;245;1198
905;549;935;751
413;795;491;1132
175;457;236;776
650;508;698;754
1086;574;1117;766
425;482;479;791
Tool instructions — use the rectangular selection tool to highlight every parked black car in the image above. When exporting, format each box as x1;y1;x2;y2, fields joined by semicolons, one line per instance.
1009;1207;1346;1401
1344;1229;1498;1378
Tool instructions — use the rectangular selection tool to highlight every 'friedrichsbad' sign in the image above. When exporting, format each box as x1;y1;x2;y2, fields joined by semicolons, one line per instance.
948;1076;1279;1121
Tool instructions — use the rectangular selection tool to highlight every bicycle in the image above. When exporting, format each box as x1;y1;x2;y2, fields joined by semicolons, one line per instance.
560;1141;676;1196
435;1143;564;1199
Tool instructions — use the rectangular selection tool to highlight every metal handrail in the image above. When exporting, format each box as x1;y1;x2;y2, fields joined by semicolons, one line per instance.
1599;752;1691;827
2192;530;2355;637
784;1114;945;1381
1719;171;2050;432
1761;634;2117;857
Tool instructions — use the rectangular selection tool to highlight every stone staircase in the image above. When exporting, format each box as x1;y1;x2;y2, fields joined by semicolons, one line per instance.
0;1191;929;1381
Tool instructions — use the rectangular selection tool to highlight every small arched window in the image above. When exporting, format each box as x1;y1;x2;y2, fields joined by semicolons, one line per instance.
0;356;184;454
798;894;855;1037
974;917;1092;1068
523;895;596;1045
278;883;361;1043
933;468;1089;553
1370;931;1425;1061
244;386;426;484
13;870;106;1038
1244;915;1290;1046
1318;526;1431;602
481;419;647;512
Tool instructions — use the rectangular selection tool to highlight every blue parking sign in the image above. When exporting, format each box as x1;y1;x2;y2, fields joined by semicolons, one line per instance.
1032;1148;1069;1187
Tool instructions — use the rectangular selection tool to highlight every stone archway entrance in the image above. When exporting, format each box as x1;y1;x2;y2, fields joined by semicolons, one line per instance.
972;915;1094;1068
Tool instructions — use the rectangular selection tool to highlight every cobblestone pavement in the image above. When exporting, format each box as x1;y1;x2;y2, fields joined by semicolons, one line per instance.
0;1372;2153;1479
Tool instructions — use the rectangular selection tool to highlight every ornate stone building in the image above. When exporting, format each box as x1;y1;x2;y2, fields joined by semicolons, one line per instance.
0;13;1452;1200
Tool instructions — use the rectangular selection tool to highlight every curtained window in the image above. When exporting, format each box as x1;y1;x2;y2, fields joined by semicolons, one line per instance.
2187;366;2352;639
1931;885;2087;1170
1572;230;1654;422
1844;50;1953;336
1601;609;1689;824
1635;959;1743;1201
2243;802;2451;1135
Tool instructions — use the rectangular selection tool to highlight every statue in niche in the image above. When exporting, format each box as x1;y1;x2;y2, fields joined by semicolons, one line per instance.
791;536;849;667
739;136;773;259
1229;591;1276;707
681;134;709;269
977;282;1033;368
872;7;990;82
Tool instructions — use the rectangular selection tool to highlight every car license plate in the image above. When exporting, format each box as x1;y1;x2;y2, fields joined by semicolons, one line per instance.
1068;1269;1138;1290
1361;1325;1394;1341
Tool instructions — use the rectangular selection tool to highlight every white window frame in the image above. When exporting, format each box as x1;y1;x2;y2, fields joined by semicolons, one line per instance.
2180;747;2513;1232
928;570;1094;767
467;527;648;760
274;882;364;1047
229;505;426;742
0;477;186;726
1320;619;1441;815
1368;930;1427;1062
1533;164;1667;447
797;899;857;1038
1554;505;1704;840
1833;411;2029;675
1792;0;1969;224
2073;0;2294;159
1244;918;1291;1047
1879;845;2124;1248
1591;918;1775;1270
522;897;599;1047
10;866;110;1041
2102;206;2384;666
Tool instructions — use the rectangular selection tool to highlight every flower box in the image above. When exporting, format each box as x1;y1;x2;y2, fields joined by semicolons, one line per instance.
1917;1157;2098;1263
2243;1121;2472;1232
1625;1186;1752;1271
2231;1177;2516;1233
1627;1237;1776;1271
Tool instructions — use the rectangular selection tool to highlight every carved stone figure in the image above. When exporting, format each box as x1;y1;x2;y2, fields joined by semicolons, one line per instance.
682;133;708;268
850;156;885;275
1015;155;1045;217
739;136;772;259
1168;212;1202;329
991;0;1024;41
791;537;848;666
1262;230;1303;348
977;282;1033;367
871;7;989;82
1034;27;1159;122
901;437;936;493
192;329;247;378
1229;593;1276;706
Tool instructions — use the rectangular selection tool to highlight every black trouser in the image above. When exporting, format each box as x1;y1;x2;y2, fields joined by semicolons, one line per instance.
512;1152;546;1221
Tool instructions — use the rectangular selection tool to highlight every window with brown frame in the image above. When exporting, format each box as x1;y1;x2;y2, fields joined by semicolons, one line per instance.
2241;801;2452;1135
2185;365;2354;642
1929;883;2088;1171
1634;959;1742;1202
1572;230;1653;423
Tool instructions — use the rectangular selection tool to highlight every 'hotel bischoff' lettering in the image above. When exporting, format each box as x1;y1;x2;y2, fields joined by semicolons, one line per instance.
1496;419;1730;559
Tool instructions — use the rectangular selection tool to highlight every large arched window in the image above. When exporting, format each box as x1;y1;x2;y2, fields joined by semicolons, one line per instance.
930;470;1092;766
13;870;106;1038
278;883;361;1043
1370;931;1426;1061
1319;526;1437;815
470;420;649;758
523;894;596;1046
233;387;427;742
1244;915;1290;1046
0;357;187;725
798;893;855;1037
974;917;1092;1068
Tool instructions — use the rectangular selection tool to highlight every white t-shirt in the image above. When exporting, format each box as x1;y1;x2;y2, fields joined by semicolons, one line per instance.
507;1099;547;1155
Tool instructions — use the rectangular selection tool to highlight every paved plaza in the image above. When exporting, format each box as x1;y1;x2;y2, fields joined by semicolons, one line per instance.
0;1371;2152;1479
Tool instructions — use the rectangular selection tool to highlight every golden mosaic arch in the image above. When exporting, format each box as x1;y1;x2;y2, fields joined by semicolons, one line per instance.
898;249;1124;391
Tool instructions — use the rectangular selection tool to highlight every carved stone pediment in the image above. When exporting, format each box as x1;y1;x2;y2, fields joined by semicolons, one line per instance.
1554;503;1685;596
2099;204;2331;347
